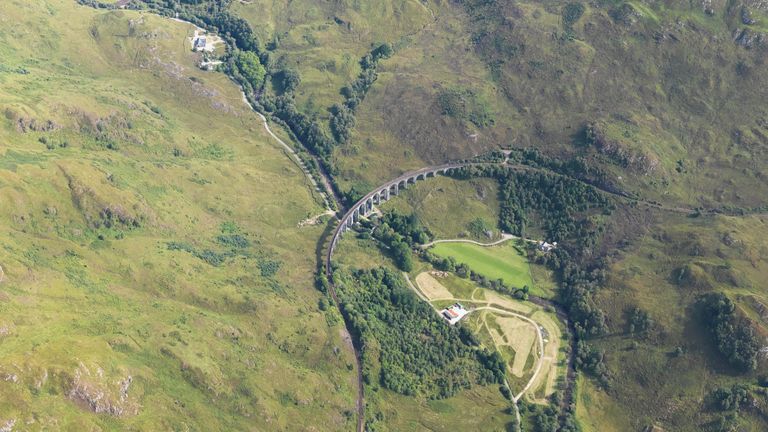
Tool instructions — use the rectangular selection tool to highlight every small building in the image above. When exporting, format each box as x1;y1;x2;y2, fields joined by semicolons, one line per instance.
538;241;557;252
193;36;207;51
441;303;469;325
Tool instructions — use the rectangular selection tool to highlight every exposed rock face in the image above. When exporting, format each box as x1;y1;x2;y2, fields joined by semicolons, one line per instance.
609;3;641;26
586;122;661;174
16;118;59;133
742;6;757;24
59;166;153;230
68;364;137;417
702;0;716;15
733;27;766;48
0;419;16;432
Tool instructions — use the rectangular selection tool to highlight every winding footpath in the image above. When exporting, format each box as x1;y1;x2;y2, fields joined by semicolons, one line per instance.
402;272;547;431
402;274;546;402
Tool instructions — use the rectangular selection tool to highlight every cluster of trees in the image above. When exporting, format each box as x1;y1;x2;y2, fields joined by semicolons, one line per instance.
519;399;581;432
137;1;261;52
467;217;493;238
371;212;432;271
452;165;611;242
561;2;585;33
335;268;505;399
626;306;653;338
507;147;620;197
274;68;300;94
709;384;752;411
541;249;609;337
229;50;266;93
330;43;393;144
497;171;609;241
701;293;760;372
262;96;336;157
575;339;610;389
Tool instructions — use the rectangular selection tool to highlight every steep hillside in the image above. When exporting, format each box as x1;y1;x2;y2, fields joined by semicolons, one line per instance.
3;0;767;431
0;1;356;430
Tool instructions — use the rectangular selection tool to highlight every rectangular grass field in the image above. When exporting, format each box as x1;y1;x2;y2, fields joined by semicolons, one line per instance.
431;242;534;290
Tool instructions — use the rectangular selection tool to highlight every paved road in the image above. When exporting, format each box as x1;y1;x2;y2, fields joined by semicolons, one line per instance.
420;233;539;249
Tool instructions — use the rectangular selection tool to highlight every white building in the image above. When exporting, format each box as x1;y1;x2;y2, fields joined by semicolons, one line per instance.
441;303;469;325
193;36;207;51
538;241;557;252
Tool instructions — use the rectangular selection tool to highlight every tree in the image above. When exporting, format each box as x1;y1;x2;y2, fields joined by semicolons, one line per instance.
701;293;760;372
277;69;300;93
233;50;266;89
329;103;356;143
627;306;653;338
392;241;413;272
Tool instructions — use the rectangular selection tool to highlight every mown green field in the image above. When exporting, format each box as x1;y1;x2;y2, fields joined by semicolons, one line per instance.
431;242;535;291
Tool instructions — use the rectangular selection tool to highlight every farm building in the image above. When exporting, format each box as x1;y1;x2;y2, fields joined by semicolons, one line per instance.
441;303;469;325
537;241;557;252
193;36;207;51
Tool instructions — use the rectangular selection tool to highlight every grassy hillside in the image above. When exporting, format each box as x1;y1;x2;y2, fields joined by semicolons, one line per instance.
581;209;768;431
0;1;356;430
4;0;768;430
233;0;768;212
225;0;768;429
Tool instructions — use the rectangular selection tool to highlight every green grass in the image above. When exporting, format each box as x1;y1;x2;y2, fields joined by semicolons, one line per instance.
431;242;535;290
373;386;516;431
0;1;356;430
381;176;501;241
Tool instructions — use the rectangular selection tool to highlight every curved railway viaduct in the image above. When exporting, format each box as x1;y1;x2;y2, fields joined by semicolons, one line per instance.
325;163;470;275
323;162;470;432
323;160;577;432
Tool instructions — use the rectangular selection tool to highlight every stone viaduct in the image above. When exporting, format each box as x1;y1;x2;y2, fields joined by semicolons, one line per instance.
326;163;471;276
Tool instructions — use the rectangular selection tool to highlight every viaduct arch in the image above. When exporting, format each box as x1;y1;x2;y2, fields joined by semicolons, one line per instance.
325;163;471;276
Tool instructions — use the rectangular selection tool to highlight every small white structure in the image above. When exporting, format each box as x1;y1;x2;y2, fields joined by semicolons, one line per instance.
190;29;222;53
193;36;207;51
538;241;557;252
441;303;469;325
199;60;223;71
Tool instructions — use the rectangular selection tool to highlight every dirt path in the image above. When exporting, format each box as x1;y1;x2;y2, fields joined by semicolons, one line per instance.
405;272;549;431
405;273;547;402
298;209;336;228
239;92;335;213
420;233;529;249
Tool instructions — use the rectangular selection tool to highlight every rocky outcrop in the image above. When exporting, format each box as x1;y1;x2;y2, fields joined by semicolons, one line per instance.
59;166;152;230
0;419;16;432
586;122;661;174
3;108;60;133
733;27;766;48
609;3;641;26
742;6;757;24
68;363;137;417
